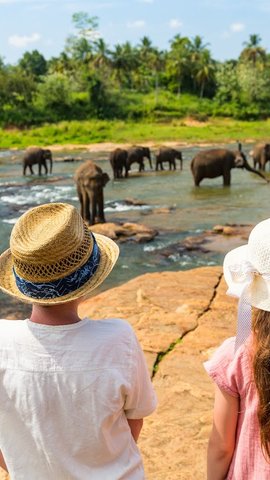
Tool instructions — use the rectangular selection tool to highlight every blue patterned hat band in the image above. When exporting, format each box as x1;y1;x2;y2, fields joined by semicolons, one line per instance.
13;235;100;300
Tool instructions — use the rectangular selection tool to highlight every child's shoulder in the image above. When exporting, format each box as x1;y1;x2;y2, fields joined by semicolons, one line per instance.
93;318;135;336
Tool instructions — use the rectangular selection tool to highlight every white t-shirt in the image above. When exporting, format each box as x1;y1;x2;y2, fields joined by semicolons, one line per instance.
0;317;157;480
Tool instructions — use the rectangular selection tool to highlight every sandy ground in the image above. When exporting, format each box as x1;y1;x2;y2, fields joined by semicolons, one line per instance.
45;139;242;154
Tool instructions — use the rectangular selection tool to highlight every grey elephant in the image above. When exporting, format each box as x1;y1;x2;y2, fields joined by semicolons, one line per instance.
155;147;183;171
127;146;152;174
74;160;110;225
250;143;270;171
22;147;53;176
109;148;128;179
191;147;268;186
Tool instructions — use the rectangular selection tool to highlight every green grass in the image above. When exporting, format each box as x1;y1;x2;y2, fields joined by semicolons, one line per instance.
2;117;270;149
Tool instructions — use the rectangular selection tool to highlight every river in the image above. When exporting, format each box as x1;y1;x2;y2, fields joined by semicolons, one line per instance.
0;143;268;317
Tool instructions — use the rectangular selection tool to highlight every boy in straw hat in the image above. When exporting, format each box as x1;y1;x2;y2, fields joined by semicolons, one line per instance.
0;202;157;479
204;218;270;479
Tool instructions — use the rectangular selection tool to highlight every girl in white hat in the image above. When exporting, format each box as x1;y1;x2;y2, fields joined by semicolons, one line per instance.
205;218;270;479
0;202;157;479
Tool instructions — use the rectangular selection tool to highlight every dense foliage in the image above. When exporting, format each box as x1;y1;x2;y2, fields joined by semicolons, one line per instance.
1;13;270;127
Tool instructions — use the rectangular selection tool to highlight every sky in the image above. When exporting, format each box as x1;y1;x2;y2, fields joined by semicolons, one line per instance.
0;0;269;65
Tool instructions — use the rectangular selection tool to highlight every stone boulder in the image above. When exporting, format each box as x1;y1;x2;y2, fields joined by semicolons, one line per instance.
89;222;158;243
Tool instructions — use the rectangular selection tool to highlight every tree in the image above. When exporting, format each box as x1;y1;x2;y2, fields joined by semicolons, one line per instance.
240;34;266;67
36;73;72;117
18;50;47;79
215;61;239;104
111;42;139;88
189;36;215;97
65;12;99;63
92;38;111;70
167;34;192;95
193;50;216;98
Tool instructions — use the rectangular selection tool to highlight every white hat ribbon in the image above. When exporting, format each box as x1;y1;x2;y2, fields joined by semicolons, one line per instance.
228;261;270;352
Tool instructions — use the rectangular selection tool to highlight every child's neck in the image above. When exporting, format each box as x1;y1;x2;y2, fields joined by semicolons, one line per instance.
29;300;81;326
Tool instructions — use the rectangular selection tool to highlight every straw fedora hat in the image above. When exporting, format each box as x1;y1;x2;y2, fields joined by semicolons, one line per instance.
223;218;270;311
0;203;119;305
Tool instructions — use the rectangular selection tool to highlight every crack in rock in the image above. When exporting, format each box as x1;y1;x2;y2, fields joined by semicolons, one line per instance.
151;273;223;379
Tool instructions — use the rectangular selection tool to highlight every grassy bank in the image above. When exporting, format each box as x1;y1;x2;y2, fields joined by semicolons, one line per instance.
2;117;270;149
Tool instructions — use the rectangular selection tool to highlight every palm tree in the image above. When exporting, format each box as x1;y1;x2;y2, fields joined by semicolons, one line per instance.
111;42;139;89
167;34;192;95
189;36;215;97
194;50;216;98
92;39;111;71
240;34;266;66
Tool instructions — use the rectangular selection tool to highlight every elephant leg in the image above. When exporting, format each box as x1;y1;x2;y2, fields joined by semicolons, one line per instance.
23;164;27;175
29;165;34;175
43;161;48;175
96;191;106;223
193;172;202;186
38;162;42;176
89;191;97;225
223;171;231;186
81;190;91;223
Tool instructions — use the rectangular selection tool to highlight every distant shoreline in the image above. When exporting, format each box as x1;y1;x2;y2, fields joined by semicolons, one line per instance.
7;139;254;155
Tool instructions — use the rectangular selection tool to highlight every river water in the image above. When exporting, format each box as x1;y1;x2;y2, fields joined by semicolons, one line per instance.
0;143;269;316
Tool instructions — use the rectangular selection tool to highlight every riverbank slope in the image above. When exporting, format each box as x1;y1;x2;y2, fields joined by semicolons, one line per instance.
2;117;270;150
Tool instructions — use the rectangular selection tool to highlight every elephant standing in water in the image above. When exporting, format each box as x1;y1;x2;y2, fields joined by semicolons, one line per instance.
22;147;53;176
109;148;128;179
74;160;110;225
191;147;268;186
155;147;183;171
127;146;152;173
250;143;270;171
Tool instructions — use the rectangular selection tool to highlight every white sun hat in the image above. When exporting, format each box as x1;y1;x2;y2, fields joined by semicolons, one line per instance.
223;217;270;350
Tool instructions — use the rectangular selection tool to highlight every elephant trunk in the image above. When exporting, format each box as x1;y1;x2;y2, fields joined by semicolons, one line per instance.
244;162;268;182
49;157;53;174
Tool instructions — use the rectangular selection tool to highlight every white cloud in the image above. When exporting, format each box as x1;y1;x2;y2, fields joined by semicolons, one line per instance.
8;33;41;48
230;22;245;32
127;20;146;29
169;19;183;29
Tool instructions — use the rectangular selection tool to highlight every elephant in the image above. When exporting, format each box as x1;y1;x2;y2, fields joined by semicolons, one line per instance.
191;147;268;186
126;146;153;173
155;147;183;171
22;147;53;176
250;143;270;171
74;160;110;225
109;148;128;179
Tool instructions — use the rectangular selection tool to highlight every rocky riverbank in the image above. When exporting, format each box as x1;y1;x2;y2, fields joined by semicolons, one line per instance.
0;266;238;480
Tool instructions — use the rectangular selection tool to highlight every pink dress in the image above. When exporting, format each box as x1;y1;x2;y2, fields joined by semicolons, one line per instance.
204;336;270;480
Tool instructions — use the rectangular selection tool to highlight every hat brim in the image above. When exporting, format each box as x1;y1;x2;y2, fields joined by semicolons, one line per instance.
223;243;270;311
0;232;119;305
223;244;249;297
